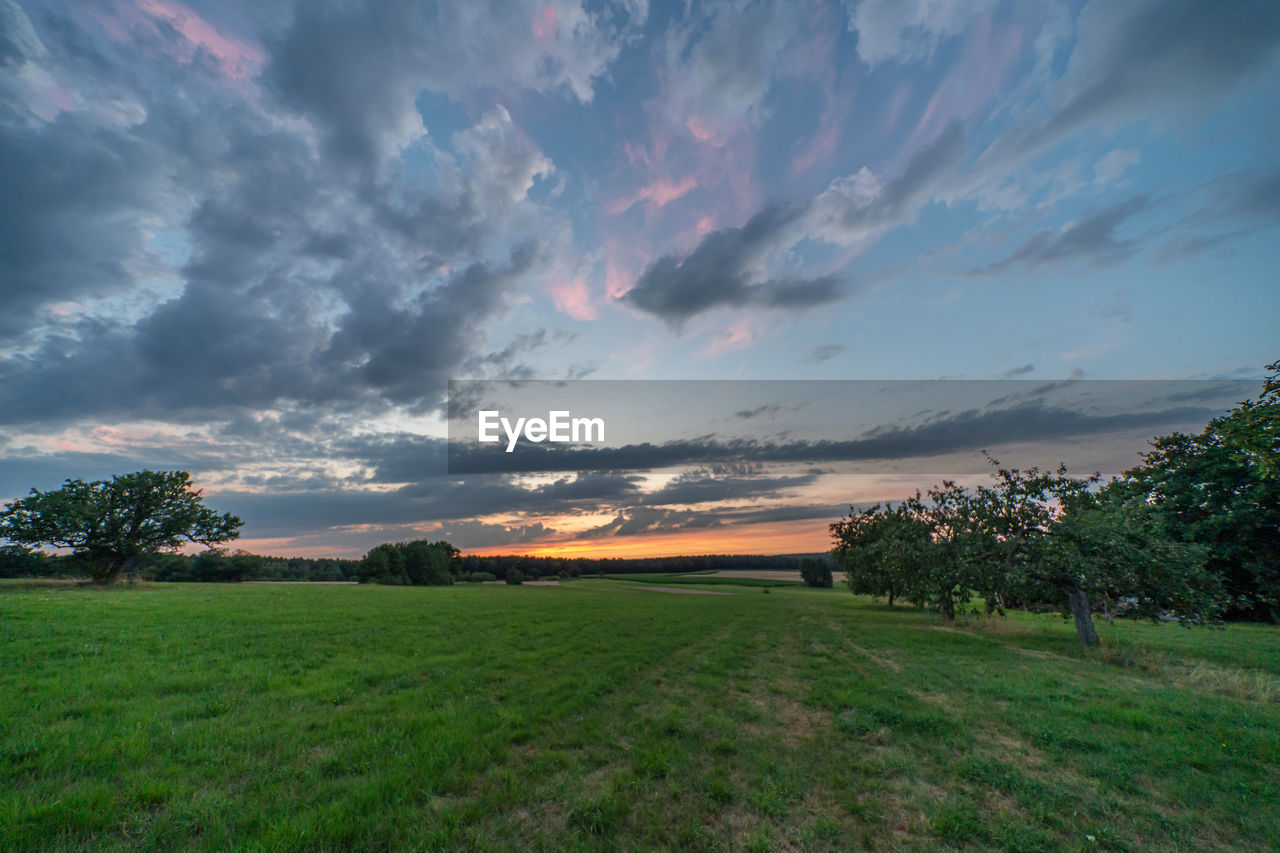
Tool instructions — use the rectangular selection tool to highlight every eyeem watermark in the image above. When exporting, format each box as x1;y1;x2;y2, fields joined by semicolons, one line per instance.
478;410;605;452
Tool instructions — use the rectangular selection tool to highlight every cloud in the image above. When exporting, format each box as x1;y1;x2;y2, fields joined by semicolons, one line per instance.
998;0;1280;161
0;108;177;340
809;120;967;244
265;0;642;166
845;0;998;66
615;94;967;331
604;175;698;215
446;400;1221;474
1002;364;1035;377
1093;149;1139;187
658;0;803;139
451;106;554;227
638;468;821;506
136;0;265;80
808;344;846;363
968;194;1148;275
620;203;843;325
0;8;570;427
581;501;856;539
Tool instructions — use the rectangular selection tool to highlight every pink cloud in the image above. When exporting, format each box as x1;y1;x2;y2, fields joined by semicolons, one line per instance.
604;174;698;215
685;115;722;145
902;14;1023;158
531;4;559;39
134;0;265;79
699;317;762;358
604;237;651;299
550;274;596;321
790;82;854;175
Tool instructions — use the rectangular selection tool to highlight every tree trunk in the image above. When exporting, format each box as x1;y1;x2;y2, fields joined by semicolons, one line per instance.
94;557;127;585
1064;584;1099;646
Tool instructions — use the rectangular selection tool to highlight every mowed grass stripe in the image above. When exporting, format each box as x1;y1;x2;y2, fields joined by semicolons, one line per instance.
1;581;1276;851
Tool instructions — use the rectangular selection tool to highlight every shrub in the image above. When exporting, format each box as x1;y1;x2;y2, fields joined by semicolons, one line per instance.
799;557;834;588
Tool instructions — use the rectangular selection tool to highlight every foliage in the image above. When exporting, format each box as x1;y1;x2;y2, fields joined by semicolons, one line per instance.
830;361;1279;640
1110;362;1280;620
1044;487;1220;625
798;557;834;588
0;471;241;584
831;456;1220;645
505;568;524;585
831;500;931;607
0;544;53;578
356;539;460;585
455;552;819;581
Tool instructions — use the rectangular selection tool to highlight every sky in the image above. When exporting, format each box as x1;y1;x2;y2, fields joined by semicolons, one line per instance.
1;0;1278;558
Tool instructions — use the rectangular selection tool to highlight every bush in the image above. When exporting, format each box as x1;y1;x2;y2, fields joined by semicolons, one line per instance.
506;568;524;585
461;571;496;583
799;557;834;588
356;539;459;585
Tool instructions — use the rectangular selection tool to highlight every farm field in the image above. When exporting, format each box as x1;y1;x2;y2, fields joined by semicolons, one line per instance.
1;578;1277;851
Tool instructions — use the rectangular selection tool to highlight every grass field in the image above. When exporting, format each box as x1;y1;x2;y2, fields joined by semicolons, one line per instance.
2;578;1277;851
603;572;806;588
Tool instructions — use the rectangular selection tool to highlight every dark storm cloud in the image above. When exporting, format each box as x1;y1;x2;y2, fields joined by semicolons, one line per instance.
967;195;1149;276
0;111;172;339
621;203;843;324
0;2;596;429
1000;0;1280;160
447;401;1219;474
265;2;428;166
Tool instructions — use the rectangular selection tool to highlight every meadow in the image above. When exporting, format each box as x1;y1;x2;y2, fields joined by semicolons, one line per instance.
1;577;1277;851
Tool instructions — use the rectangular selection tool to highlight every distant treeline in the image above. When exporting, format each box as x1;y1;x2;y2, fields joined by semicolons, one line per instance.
0;542;829;584
453;552;829;581
0;546;360;583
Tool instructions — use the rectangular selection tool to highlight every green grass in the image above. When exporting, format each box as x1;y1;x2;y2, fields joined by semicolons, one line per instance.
1;580;1277;851
603;572;805;588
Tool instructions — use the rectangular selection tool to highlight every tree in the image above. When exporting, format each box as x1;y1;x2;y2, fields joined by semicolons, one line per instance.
967;456;1101;635
1111;363;1279;621
1045;488;1219;635
356;539;460;585
0;544;51;578
971;456;1224;645
831;498;933;609
0;471;242;584
799;556;833;588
